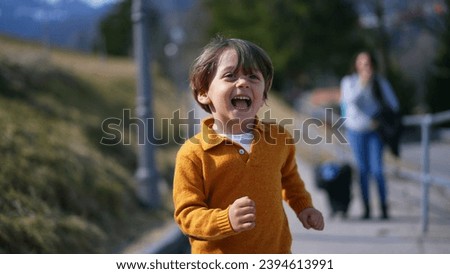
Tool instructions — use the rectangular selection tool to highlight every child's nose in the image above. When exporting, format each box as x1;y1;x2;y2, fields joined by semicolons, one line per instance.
236;77;250;88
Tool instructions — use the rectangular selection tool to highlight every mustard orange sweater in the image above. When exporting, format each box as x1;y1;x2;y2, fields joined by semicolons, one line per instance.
173;117;313;253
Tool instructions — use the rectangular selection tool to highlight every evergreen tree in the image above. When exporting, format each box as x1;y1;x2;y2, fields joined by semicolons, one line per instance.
98;0;133;56
98;0;160;56
426;0;450;114
204;0;364;91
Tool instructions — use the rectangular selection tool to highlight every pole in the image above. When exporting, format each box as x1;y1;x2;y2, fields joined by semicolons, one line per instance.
420;114;432;234
132;0;160;208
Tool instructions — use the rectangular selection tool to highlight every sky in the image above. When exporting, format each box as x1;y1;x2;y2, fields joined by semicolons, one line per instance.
82;0;118;7
44;0;120;8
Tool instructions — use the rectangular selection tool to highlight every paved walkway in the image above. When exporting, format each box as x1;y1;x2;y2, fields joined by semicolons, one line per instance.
289;156;450;254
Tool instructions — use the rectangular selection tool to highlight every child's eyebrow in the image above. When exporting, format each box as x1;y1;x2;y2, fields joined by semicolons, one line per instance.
220;65;237;72
217;66;241;76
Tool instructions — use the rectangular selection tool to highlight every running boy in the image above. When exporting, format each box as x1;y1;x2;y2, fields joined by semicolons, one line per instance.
173;36;324;253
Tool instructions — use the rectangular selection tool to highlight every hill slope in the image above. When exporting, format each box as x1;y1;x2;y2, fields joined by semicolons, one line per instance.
0;35;178;253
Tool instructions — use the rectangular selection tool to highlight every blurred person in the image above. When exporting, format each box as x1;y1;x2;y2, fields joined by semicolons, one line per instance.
340;51;399;220
173;36;324;254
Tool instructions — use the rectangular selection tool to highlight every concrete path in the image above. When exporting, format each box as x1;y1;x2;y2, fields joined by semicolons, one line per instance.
288;156;450;254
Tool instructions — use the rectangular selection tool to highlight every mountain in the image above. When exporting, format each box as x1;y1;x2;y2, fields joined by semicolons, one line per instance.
0;0;117;51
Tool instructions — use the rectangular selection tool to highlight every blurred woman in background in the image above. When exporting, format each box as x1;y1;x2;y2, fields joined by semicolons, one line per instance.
340;51;399;220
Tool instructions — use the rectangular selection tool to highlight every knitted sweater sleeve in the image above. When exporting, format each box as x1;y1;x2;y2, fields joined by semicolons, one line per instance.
173;148;237;241
280;133;314;214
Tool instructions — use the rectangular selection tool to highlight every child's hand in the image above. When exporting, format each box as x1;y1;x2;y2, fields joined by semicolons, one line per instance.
297;208;324;231
229;196;256;232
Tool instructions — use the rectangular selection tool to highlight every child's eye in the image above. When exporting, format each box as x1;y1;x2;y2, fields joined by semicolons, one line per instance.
249;74;260;80
223;73;236;79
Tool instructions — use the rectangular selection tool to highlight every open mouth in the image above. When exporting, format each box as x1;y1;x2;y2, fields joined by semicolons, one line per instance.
231;96;252;110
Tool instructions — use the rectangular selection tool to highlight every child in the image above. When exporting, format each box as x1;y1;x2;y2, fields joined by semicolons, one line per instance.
173;36;324;254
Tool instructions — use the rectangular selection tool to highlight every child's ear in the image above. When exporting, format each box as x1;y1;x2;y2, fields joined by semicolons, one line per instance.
197;92;211;105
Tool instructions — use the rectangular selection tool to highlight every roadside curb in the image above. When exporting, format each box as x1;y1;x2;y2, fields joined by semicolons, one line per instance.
121;221;190;254
142;224;190;254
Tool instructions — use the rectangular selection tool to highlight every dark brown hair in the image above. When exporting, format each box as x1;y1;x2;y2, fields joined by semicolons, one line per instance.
189;36;274;113
351;50;378;73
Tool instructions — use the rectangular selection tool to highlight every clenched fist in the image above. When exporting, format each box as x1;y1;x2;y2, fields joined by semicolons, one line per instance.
229;196;256;232
298;207;325;231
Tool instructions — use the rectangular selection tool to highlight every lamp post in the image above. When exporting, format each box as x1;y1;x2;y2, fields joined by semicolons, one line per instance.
131;0;160;208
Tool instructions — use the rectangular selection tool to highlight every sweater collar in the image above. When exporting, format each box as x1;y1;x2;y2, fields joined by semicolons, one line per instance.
198;116;267;151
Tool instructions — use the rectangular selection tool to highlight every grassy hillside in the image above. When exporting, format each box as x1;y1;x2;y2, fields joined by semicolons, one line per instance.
0;36;181;253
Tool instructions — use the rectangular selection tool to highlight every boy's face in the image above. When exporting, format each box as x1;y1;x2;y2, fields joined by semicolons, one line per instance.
197;48;266;134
